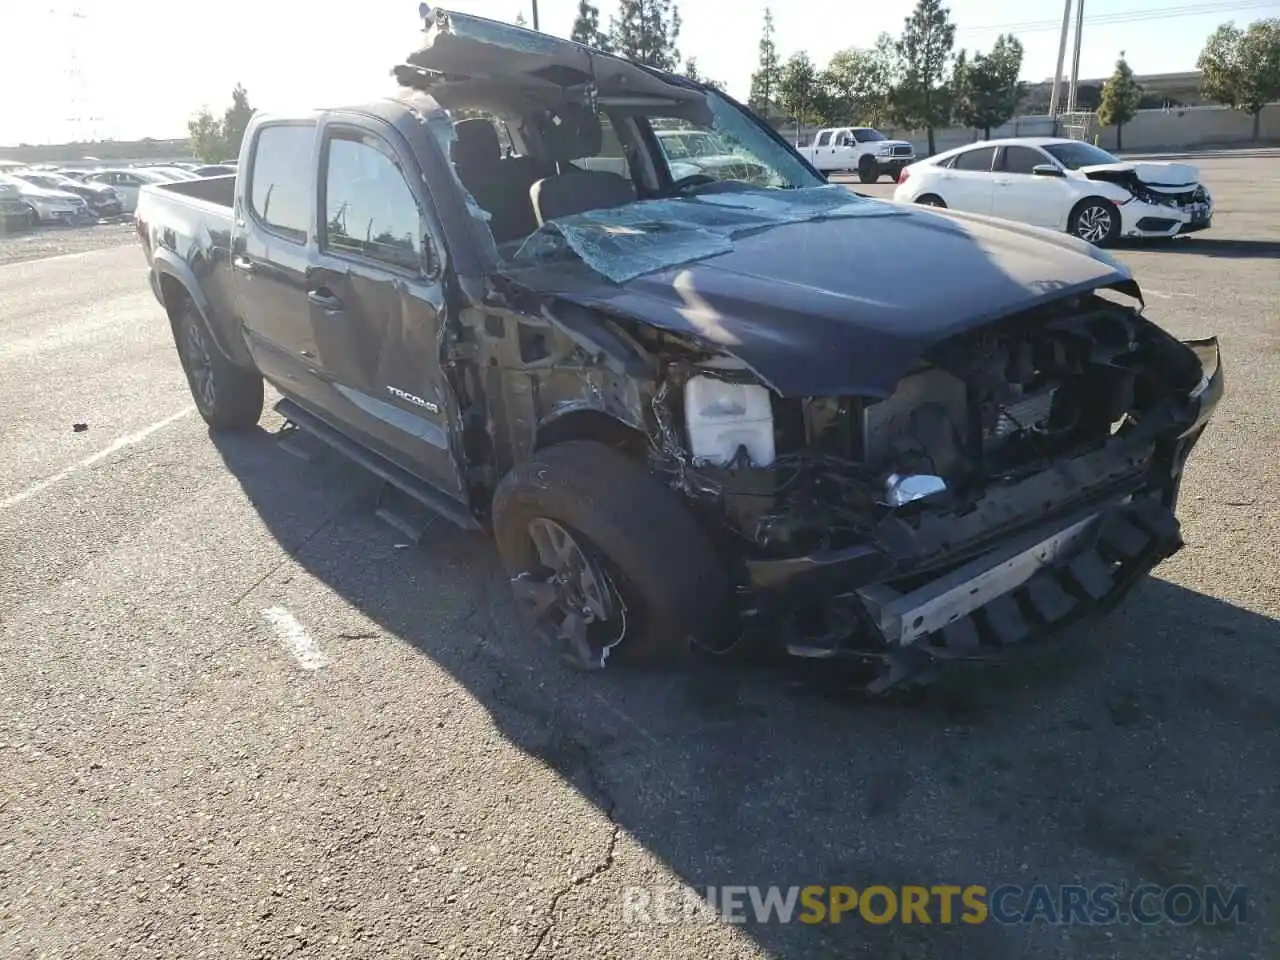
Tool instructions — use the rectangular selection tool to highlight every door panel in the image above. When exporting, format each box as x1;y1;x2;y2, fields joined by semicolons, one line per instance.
991;146;1067;228
232;122;326;404
942;146;998;215
309;124;464;499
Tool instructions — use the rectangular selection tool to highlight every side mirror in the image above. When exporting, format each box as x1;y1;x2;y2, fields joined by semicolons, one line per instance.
1032;164;1065;178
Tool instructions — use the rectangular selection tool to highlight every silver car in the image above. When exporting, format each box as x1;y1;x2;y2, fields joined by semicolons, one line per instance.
0;174;90;224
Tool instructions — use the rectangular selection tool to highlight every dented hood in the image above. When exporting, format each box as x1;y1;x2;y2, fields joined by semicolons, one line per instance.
1079;160;1200;186
526;206;1138;398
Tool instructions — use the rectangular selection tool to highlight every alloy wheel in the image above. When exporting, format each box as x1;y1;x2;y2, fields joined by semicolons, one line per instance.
511;517;626;669
181;314;217;412
1076;204;1113;244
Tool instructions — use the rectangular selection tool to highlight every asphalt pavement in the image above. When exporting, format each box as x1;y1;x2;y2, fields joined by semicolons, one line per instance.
1;152;1277;959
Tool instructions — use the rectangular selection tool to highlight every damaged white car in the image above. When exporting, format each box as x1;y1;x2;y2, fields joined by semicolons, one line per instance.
895;138;1213;246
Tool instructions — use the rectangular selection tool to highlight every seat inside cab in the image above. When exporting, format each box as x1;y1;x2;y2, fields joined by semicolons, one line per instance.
448;104;637;253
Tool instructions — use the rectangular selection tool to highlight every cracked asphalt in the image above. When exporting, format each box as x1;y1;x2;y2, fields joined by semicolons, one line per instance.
2;151;1277;959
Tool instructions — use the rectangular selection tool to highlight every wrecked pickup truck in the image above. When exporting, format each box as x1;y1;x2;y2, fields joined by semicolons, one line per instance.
135;10;1222;692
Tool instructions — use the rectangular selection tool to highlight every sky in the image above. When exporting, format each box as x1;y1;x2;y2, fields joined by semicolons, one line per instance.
2;0;1278;146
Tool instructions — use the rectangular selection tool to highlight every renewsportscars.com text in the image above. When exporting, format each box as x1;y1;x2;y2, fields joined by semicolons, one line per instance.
621;884;1249;926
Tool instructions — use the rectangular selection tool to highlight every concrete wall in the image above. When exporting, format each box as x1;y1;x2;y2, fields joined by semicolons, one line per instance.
788;104;1280;156
1092;104;1280;152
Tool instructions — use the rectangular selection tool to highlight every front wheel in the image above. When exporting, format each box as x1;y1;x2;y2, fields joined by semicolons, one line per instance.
858;158;878;184
171;299;264;430
492;440;735;670
1069;198;1121;247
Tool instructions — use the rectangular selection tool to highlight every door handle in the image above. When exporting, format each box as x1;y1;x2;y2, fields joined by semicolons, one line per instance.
308;288;345;313
232;255;256;274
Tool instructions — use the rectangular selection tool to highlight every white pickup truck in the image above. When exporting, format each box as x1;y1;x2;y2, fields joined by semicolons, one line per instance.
798;126;917;183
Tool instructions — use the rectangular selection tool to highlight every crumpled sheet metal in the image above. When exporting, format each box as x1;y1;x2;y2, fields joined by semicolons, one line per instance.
512;186;905;283
423;7;572;58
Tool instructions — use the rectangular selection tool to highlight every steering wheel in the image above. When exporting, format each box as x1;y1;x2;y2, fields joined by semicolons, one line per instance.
669;173;718;194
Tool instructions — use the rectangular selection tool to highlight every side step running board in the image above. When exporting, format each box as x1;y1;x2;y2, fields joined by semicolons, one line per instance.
275;398;481;531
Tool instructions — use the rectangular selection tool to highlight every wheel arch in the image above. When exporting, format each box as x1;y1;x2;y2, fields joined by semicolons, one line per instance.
1069;193;1120;219
151;250;254;369
534;406;649;459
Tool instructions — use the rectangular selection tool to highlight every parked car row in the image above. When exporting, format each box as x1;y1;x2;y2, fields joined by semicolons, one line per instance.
0;159;237;229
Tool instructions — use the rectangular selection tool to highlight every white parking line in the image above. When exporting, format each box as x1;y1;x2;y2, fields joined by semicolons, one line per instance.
0;407;194;512
262;606;330;670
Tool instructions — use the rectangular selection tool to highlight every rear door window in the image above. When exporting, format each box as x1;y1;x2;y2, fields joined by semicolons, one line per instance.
249;123;314;243
815;130;831;147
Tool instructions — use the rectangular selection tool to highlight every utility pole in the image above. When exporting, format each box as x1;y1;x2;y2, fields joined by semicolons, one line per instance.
1048;0;1072;117
1067;0;1085;113
531;0;539;30
48;5;99;143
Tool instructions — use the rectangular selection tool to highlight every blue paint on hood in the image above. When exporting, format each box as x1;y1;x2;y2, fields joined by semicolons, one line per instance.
509;200;1139;398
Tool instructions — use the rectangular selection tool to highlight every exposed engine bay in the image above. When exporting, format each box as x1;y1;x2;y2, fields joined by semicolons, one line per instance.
644;293;1220;686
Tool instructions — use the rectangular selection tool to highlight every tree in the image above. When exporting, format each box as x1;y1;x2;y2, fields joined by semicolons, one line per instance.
610;0;681;71
187;108;226;162
895;0;956;154
822;45;898;124
748;8;782;116
681;57;725;91
1198;19;1280;141
866;33;903;128
1098;53;1143;150
569;0;611;50
779;51;821;138
951;33;1024;138
221;84;254;160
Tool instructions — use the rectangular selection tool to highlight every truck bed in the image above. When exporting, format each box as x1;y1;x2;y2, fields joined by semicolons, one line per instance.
154;174;236;209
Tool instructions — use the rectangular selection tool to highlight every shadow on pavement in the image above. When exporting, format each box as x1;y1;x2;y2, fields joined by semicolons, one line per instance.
211;426;1278;959
1116;237;1280;260
1120;147;1280;161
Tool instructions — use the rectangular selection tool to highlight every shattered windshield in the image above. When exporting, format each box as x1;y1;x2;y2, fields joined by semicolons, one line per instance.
511;185;905;283
656;130;731;159
654;93;824;190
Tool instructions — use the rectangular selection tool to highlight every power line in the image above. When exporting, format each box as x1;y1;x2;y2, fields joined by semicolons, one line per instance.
955;0;1280;36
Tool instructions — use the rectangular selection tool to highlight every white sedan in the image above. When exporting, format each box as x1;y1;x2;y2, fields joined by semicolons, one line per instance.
81;168;177;213
893;137;1213;246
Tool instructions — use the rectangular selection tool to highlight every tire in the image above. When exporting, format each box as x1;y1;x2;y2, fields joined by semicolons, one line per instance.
170;298;264;430
915;194;947;208
1069;197;1121;247
858;157;878;184
493;440;735;669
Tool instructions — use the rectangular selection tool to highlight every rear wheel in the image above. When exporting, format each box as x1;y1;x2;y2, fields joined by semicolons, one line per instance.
915;194;947;208
1069;197;1121;246
171;299;263;430
493;440;735;669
